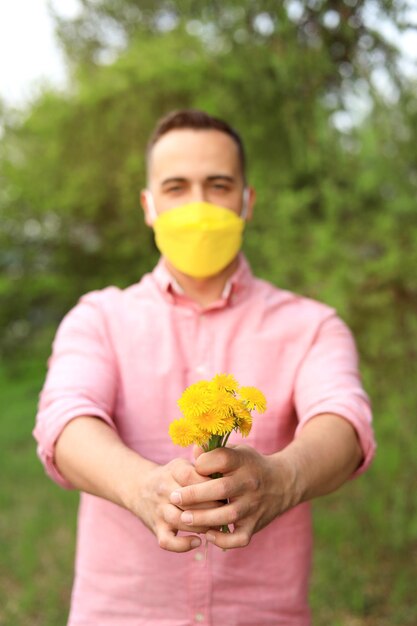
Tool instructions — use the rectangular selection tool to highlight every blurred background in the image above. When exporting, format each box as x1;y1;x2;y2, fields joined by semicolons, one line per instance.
1;1;417;624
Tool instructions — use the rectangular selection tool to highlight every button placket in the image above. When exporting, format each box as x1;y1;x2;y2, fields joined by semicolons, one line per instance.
194;313;211;379
189;539;212;626
186;312;213;623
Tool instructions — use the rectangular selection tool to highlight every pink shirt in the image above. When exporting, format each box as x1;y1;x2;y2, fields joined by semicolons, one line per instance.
34;256;375;626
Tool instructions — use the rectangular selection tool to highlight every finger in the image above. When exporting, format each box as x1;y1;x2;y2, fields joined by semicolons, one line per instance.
156;523;202;553
172;460;212;487
163;504;216;533
180;503;240;528
205;524;254;550
193;444;205;460
195;447;241;477
179;498;253;528
170;475;243;508
189;500;221;511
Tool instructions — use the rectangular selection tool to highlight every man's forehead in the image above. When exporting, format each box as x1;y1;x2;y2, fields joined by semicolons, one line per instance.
148;128;241;181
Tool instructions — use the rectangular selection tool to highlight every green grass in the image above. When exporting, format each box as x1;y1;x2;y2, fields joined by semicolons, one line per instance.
0;357;78;626
311;370;417;624
1;355;416;625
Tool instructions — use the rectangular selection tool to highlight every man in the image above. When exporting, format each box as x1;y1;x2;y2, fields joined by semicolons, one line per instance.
34;109;375;626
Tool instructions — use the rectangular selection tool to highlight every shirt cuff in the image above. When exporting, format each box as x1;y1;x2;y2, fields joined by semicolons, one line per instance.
294;401;376;479
33;406;116;489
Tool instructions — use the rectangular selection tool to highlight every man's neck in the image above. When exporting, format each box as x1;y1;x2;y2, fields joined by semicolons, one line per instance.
164;257;239;307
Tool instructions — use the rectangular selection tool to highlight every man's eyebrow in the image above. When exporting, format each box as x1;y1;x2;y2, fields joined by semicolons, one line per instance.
161;177;187;187
206;175;235;183
160;175;235;187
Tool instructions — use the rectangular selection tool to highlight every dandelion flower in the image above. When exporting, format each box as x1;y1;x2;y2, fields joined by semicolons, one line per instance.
178;381;212;418
219;412;236;434
169;418;200;447
210;387;236;419
194;411;229;436
239;386;267;413
169;374;266;453
234;404;253;437
194;428;211;447
212;373;239;394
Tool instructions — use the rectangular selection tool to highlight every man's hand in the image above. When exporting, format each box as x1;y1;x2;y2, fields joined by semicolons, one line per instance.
169;445;298;550
130;457;219;553
55;416;219;554
169;414;363;550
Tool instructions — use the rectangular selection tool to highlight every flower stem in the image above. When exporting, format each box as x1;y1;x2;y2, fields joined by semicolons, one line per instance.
206;434;231;533
222;430;232;447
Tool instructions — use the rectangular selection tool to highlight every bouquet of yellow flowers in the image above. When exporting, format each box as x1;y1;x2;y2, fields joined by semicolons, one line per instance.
169;373;267;451
169;374;267;535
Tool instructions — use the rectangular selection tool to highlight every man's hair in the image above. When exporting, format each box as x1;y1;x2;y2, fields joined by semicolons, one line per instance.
147;109;246;179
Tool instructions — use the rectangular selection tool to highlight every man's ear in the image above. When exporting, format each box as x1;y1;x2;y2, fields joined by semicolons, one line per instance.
245;186;256;221
140;189;154;227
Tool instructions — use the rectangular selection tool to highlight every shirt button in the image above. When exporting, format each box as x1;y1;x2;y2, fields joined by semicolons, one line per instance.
194;551;204;561
195;613;204;622
196;364;205;374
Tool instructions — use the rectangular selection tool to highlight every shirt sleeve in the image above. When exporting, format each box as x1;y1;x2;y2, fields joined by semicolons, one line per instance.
33;291;118;488
293;313;376;478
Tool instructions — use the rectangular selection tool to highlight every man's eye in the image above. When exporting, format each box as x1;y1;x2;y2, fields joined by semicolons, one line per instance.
166;186;183;193
212;184;229;191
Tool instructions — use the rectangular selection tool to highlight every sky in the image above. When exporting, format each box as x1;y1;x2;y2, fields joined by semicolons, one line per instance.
0;0;416;108
0;0;80;106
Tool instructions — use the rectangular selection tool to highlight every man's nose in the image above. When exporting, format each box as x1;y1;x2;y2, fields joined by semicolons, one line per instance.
190;185;207;203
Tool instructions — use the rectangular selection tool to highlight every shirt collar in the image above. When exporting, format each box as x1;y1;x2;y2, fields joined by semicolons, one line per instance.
152;254;254;309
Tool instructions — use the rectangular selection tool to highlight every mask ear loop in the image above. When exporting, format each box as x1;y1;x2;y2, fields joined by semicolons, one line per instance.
241;188;250;220
144;190;157;222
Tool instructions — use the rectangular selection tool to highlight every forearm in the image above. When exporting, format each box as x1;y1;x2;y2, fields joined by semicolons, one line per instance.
276;413;363;508
54;416;211;552
54;416;156;510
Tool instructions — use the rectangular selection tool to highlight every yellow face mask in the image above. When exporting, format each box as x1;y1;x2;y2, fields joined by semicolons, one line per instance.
148;196;247;278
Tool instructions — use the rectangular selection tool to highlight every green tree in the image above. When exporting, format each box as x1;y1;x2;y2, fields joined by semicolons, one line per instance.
0;0;416;371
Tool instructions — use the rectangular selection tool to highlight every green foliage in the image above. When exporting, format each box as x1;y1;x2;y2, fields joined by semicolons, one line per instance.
0;357;78;626
3;2;415;357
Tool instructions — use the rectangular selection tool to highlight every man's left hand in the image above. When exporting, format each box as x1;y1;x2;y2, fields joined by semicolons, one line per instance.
169;445;301;550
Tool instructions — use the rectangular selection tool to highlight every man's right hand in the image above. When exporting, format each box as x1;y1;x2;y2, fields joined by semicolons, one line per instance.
129;458;215;552
55;416;216;553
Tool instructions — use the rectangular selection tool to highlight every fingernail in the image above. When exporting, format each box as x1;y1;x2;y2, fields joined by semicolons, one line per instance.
181;512;193;524
170;491;181;505
206;532;216;543
190;537;201;548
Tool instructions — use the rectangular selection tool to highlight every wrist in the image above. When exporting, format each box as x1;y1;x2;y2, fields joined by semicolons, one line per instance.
116;449;157;516
268;446;307;511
